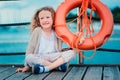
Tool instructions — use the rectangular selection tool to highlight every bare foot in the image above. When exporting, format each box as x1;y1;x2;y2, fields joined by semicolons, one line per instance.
16;67;30;72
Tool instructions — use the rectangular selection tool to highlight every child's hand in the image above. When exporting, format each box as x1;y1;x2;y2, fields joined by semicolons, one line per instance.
16;67;30;72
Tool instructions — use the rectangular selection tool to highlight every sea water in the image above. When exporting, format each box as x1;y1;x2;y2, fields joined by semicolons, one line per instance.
0;22;120;64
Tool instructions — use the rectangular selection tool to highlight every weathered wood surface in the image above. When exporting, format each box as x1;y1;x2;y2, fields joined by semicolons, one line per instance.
0;65;120;80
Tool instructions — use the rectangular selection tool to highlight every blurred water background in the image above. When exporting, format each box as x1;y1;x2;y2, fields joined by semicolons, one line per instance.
0;0;120;65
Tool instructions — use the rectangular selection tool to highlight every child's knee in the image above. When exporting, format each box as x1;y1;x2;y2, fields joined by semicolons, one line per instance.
69;50;76;57
62;50;76;63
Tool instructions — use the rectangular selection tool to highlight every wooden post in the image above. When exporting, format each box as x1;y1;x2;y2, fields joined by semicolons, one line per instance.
77;7;83;64
78;51;83;64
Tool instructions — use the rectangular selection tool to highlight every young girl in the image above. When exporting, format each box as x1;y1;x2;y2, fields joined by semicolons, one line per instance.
16;6;84;74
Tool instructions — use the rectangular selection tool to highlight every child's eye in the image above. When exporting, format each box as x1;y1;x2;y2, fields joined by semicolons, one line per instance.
40;17;44;20
46;16;50;18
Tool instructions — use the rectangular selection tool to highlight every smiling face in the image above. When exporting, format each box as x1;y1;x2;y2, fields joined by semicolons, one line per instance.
38;10;53;30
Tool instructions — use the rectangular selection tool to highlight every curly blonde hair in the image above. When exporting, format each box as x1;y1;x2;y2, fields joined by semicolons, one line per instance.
30;6;55;32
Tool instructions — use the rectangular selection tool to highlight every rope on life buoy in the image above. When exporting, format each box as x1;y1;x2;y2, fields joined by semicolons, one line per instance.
74;0;97;59
55;0;114;59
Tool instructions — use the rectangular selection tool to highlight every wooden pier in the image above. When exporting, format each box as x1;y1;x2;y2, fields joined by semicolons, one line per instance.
0;65;120;80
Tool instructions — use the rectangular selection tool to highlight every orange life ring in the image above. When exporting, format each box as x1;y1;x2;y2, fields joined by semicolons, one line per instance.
55;0;113;50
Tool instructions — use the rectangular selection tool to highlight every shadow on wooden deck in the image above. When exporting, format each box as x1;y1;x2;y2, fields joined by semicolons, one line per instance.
0;65;120;80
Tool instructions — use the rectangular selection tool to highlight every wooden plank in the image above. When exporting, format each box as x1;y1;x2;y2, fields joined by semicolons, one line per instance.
24;73;49;80
0;66;17;80
5;72;31;80
63;66;87;80
44;71;66;80
83;67;102;80
0;66;10;73
0;65;119;80
103;66;120;80
44;67;72;80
